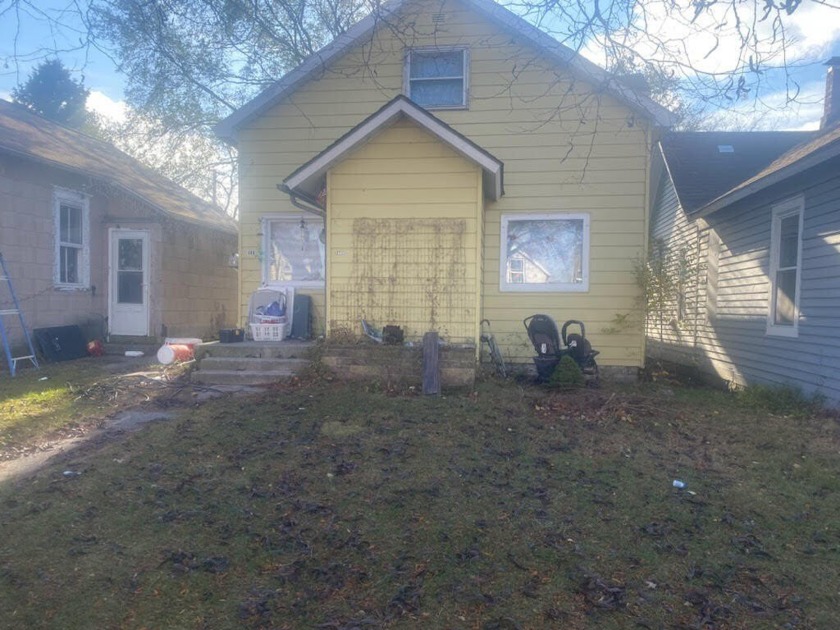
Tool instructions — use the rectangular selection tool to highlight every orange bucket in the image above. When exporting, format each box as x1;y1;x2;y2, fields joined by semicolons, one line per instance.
157;344;194;365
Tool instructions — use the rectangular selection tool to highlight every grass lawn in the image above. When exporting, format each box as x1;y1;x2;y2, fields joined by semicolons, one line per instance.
1;375;838;628
0;358;185;460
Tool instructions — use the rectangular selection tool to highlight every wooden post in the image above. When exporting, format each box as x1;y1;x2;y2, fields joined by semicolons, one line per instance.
422;331;440;395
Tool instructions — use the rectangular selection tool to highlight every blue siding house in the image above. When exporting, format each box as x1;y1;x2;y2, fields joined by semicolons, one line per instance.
649;59;840;404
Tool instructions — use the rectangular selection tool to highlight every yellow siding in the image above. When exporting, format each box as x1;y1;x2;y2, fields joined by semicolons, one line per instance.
327;120;482;342
237;0;652;365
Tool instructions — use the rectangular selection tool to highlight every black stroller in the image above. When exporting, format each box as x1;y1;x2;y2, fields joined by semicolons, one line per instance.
524;314;599;385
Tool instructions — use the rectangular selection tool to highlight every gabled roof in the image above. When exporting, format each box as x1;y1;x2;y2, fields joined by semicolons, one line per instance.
0;99;236;233
282;95;504;201
216;0;675;141
695;122;840;216
659;130;814;215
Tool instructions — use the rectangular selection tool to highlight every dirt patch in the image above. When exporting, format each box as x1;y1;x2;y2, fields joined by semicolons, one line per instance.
0;357;264;483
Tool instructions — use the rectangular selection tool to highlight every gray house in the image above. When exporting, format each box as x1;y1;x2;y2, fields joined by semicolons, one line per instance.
0;99;238;359
650;59;840;404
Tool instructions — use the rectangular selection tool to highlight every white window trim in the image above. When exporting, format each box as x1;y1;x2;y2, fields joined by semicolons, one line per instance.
500;212;590;293
261;215;326;290
53;188;90;289
766;195;804;338
404;46;469;110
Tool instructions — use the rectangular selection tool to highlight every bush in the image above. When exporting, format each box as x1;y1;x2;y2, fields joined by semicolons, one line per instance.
548;355;584;390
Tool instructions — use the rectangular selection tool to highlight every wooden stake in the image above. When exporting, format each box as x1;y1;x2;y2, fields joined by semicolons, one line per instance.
422;331;440;395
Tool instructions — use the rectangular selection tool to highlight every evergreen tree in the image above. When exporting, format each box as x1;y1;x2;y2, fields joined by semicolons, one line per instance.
12;59;90;128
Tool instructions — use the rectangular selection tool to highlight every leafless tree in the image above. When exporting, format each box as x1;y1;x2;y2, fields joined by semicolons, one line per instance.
1;0;835;211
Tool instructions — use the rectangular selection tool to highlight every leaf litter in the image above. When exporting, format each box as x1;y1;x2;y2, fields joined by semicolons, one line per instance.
0;379;838;628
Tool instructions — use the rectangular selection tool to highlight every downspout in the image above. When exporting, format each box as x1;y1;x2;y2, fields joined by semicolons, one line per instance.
277;183;327;338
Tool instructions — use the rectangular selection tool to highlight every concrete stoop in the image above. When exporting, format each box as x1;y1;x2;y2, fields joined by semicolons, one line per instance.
191;341;313;386
104;336;161;357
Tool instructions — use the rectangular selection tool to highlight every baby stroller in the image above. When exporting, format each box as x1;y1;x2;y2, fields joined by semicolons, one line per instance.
523;314;599;385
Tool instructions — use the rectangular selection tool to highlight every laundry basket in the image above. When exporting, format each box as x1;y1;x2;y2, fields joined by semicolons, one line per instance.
247;287;293;340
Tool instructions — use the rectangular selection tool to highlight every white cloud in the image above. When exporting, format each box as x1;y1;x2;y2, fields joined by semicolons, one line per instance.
579;2;839;78
0;90;10;102
786;3;840;60
574;0;837;127
86;90;128;123
704;80;825;130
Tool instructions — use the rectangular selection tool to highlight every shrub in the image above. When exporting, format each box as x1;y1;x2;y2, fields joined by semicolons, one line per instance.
548;355;584;390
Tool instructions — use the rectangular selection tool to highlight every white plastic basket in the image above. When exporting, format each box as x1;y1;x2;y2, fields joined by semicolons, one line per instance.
250;322;289;341
257;315;286;324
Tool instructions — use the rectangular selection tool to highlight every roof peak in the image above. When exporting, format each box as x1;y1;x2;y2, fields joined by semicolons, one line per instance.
215;0;675;141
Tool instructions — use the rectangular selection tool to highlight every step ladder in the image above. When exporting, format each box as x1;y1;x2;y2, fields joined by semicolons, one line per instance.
0;252;39;376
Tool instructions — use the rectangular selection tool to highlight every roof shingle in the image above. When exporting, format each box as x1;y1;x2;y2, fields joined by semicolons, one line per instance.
659;130;814;215
0;99;236;233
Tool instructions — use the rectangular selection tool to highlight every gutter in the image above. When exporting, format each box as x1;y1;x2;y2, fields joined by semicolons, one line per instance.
276;184;326;218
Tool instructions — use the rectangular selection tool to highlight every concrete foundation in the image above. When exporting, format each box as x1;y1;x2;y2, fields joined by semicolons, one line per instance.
321;343;476;389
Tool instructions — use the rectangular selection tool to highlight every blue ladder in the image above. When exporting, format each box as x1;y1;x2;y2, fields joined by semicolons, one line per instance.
0;252;39;376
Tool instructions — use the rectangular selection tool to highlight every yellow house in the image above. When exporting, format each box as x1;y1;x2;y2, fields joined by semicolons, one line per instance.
216;0;674;373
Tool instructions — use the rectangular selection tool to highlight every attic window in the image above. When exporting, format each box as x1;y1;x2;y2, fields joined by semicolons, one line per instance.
431;12;446;23
717;145;735;153
406;47;468;109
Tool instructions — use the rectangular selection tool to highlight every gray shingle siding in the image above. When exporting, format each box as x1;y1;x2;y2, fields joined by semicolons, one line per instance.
650;155;840;405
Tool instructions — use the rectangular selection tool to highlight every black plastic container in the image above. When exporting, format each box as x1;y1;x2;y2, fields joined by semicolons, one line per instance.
219;328;244;343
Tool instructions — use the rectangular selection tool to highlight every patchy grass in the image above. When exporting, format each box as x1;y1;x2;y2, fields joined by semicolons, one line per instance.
735;383;826;418
1;377;839;628
0;358;186;459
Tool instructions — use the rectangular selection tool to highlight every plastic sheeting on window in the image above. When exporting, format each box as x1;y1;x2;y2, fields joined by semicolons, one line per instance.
266;219;326;283
408;50;465;108
505;218;584;284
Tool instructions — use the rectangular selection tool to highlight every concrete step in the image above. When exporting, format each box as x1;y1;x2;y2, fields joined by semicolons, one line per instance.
196;340;314;360
191;369;297;386
104;342;161;357
199;357;310;372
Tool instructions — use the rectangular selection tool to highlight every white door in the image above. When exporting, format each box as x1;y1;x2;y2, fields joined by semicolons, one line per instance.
109;229;150;336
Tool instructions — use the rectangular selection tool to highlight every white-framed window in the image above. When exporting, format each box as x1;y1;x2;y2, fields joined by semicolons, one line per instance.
405;47;468;109
262;216;326;287
767;196;804;337
500;213;590;292
53;188;90;288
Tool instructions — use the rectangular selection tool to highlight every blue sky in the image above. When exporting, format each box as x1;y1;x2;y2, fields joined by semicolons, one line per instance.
1;0;839;129
0;0;123;100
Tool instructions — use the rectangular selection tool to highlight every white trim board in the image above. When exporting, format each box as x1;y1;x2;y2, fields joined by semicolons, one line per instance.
283;95;504;201
766;195;804;338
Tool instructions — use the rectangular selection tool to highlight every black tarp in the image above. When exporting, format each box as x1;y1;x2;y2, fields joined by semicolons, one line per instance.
33;325;88;362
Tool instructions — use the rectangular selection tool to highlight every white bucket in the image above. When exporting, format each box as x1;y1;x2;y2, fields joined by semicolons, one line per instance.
157;344;194;365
